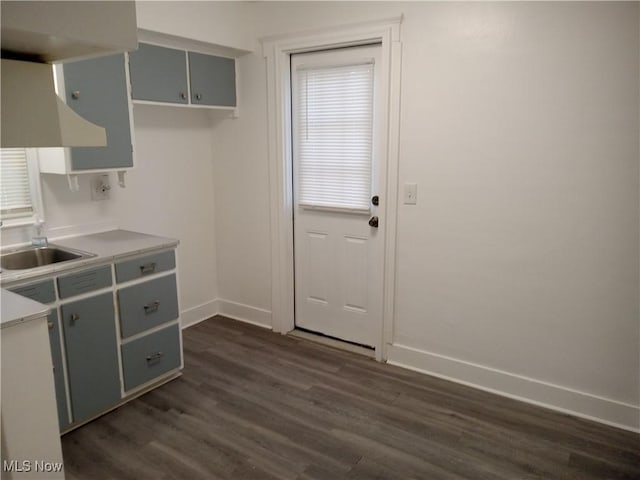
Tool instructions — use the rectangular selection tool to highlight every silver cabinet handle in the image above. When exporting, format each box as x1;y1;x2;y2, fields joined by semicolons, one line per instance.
71;313;80;321
143;301;160;313
71;91;80;99
180;92;187;100
195;93;202;101
48;321;54;329
140;262;156;274
146;352;164;362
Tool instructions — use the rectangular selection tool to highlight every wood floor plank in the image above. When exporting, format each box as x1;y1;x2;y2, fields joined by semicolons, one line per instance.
61;315;640;479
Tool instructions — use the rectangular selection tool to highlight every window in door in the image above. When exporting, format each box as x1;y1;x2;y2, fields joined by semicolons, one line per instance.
293;56;375;213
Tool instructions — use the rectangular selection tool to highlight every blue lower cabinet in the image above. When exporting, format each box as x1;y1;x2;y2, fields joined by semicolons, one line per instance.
121;324;181;392
47;309;70;431
62;293;121;424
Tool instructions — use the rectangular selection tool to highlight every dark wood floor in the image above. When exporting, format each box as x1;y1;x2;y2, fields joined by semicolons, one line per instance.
62;316;640;480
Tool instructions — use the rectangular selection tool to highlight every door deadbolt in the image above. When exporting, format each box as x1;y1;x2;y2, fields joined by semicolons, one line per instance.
371;195;379;206
368;216;379;228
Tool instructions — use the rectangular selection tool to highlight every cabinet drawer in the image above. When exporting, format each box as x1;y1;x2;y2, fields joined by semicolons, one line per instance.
118;274;179;338
115;250;175;283
121;324;181;391
9;279;56;304
58;265;112;299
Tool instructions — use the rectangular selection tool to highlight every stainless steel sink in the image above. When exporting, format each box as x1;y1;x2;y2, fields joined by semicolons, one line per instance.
1;245;95;270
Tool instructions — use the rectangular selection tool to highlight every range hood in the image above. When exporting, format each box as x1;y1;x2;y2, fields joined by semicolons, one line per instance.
1;58;107;148
0;1;137;148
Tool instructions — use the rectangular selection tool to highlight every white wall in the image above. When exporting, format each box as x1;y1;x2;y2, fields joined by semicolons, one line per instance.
210;1;640;429
1;107;220;327
109;106;220;326
135;0;255;52
209;63;272;315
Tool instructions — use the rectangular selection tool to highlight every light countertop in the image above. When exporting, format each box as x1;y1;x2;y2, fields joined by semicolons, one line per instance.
1;288;51;329
1;229;179;285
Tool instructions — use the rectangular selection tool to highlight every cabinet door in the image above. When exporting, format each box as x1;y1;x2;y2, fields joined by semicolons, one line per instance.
129;43;189;104
61;293;121;424
188;52;236;107
47;309;70;431
63;54;133;170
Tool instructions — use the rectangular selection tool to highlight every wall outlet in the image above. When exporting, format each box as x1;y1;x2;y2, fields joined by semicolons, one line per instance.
403;183;417;205
91;174;111;201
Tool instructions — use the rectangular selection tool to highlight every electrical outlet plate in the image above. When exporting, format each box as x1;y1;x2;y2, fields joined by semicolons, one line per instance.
90;175;111;201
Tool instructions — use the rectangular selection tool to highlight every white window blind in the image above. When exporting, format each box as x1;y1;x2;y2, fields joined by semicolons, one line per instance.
294;61;374;212
0;148;34;219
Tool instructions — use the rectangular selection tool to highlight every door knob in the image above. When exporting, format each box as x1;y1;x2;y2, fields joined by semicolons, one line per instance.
368;216;379;228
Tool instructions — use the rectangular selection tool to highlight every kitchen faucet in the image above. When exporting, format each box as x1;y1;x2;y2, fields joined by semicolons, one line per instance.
31;219;48;247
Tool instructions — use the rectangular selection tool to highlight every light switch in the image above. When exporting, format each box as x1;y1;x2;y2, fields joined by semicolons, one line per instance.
403;183;417;205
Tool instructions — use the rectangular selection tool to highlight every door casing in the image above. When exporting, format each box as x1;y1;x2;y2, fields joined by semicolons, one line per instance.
262;18;403;361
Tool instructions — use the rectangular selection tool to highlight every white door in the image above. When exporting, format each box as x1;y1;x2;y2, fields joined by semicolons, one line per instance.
292;45;384;348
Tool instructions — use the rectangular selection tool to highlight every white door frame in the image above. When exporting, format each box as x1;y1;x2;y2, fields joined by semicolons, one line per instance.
261;17;402;361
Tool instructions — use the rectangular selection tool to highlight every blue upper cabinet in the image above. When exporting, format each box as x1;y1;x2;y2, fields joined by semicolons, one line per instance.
189;52;236;107
63;54;133;170
128;43;189;104
128;43;237;109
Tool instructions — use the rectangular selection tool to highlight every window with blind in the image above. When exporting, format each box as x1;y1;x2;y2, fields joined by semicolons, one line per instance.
293;61;374;212
0;148;38;222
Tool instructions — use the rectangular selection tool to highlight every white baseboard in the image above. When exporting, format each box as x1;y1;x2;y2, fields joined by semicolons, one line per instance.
180;298;272;330
387;343;640;433
180;300;219;329
216;299;272;329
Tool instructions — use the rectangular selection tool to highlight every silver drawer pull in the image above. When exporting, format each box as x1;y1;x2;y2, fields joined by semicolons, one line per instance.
71;313;80;322
146;352;164;362
140;262;157;274
48;321;54;329
143;301;160;313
